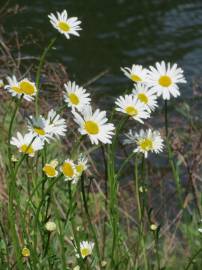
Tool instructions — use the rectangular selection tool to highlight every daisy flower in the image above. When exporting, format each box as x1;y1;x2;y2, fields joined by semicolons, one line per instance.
4;76;33;101
146;61;186;100
10;132;44;157
27;115;52;142
75;154;88;175
124;129;163;158
43;160;58;178
76;241;94;259
132;83;158;112
115;94;150;123
121;64;148;83
18;78;37;96
48;10;82;39
46;110;67;140
73;106;115;145
64;81;91;111
60;159;77;181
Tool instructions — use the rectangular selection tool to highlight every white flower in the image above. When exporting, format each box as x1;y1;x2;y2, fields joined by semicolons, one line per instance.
46;110;67;140
48;10;82;39
64;81;91;111
28;110;67;142
73;106;115;145
10;132;44;157
77;241;94;259
4;76;34;101
60;159;77;181
146;61;186;100
121;65;148;83
132;83;158;112
198;228;202;233
45;221;57;232
43;160;58;178
115;94;150;124
75;154;88;175
124;129;163;158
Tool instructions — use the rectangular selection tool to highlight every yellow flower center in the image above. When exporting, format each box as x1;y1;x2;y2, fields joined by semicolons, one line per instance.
22;247;30;257
34;127;46;136
20;144;34;155
158;75;172;87
76;164;84;174
81;247;90;258
84;121;99;135
139;138;153;151
43;165;57;177
68;93;79;105
12;86;23;94
58;21;70;32
19;81;35;95
131;74;142;82
125;106;138;116
138;93;148;104
62;162;74;178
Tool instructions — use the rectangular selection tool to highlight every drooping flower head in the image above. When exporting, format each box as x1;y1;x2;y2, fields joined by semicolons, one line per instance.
146;61;186;100
115;94;150;124
124;129;163;158
73;105;115;145
48;10;82;39
28;110;67;142
121;65;148;83
132;83;158;112
64;81;91;111
43;160;58;178
10;132;44;157
46;110;67;140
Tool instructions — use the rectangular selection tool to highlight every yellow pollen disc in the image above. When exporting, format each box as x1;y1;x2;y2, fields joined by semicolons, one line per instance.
138;93;148;104
81;248;90;258
84;121;99;135
43;165;57;177
22;247;30;257
34;127;46;136
125;106;138;116
76;164;84;174
131;74;142;82
68;93;79;105
20;144;34;155
12;86;23;94
139;138;153;151
58;21;70;32
158;75;172;87
19;81;35;95
62;162;74;177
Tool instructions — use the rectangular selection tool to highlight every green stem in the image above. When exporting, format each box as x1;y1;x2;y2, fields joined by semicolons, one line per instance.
134;155;148;270
164;100;168;138
35;37;57;116
80;175;102;267
184;248;202;270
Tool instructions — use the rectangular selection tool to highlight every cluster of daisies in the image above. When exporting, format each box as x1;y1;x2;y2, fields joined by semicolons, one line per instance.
2;8;187;262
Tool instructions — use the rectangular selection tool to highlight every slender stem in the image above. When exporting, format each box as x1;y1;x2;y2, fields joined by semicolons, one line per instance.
101;144;108;258
184;248;202;270
80;175;102;267
35;37;57;116
134;155;148;270
164;100;168;138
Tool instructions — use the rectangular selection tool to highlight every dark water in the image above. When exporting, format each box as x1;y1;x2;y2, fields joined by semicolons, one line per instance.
3;0;202;107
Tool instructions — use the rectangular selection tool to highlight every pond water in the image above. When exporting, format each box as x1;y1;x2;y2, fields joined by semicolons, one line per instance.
4;0;202;108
